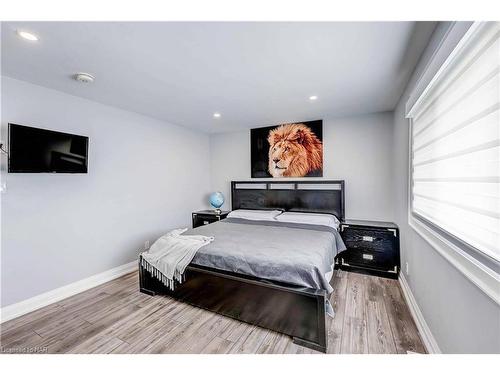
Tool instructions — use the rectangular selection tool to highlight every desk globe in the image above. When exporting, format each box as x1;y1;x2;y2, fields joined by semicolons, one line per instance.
209;192;224;214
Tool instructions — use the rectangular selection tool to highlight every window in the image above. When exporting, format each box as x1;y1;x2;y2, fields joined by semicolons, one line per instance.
407;22;500;263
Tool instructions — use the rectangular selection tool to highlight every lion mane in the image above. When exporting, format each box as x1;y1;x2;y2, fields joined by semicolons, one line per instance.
267;123;323;178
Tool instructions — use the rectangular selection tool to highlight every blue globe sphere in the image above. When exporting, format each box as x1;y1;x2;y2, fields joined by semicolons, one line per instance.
209;191;224;209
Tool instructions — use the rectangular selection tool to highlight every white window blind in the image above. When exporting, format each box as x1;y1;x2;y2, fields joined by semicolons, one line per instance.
407;22;500;262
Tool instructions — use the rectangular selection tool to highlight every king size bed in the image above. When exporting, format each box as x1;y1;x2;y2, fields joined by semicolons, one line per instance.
139;180;345;353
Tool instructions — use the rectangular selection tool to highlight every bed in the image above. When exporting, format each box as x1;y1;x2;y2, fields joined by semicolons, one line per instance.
139;180;345;353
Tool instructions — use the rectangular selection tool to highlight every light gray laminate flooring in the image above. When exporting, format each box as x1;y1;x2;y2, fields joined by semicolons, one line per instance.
0;270;426;354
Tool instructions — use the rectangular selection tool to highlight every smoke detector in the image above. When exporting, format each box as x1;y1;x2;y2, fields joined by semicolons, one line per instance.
74;73;95;84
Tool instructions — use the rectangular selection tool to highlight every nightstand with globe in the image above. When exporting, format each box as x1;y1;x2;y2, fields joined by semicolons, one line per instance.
192;191;230;228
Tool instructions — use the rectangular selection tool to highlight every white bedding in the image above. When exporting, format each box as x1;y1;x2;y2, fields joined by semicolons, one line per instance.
274;212;340;230
227;209;282;221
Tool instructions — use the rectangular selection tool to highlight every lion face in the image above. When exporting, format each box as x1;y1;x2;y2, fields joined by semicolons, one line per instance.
268;139;307;177
267;123;323;178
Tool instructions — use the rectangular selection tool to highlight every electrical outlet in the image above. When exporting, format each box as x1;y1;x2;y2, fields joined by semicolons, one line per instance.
144;240;150;250
405;262;409;275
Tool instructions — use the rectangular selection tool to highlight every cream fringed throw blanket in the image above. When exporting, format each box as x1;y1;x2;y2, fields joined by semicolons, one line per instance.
140;228;214;290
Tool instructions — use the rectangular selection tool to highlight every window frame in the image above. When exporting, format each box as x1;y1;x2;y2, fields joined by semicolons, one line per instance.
406;22;500;305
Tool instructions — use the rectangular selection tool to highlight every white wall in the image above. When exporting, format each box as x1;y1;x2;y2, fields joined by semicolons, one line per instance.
392;23;500;353
210;112;395;221
0;76;210;307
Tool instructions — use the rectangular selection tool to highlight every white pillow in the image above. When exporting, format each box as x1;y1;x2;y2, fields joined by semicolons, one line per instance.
227;209;282;221
274;212;340;229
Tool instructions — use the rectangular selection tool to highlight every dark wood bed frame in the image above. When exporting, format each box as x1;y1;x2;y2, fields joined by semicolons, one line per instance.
139;180;345;353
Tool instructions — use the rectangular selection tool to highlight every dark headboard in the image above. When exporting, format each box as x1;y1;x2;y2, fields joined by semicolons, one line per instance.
231;180;345;221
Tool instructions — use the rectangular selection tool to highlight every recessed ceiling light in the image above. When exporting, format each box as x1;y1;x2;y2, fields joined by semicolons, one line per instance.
17;30;39;42
74;73;95;84
309;95;318;101
213;112;221;118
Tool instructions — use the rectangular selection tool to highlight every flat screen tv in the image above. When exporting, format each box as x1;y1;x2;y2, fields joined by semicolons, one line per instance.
8;123;89;173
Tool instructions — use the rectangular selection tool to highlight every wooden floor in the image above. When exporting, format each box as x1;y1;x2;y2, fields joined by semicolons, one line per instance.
0;269;426;354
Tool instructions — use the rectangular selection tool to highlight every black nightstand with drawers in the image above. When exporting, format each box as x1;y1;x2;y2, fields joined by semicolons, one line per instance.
337;219;400;279
192;210;230;228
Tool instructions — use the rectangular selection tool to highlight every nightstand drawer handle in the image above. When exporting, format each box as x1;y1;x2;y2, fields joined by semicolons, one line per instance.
362;253;374;261
362;235;374;242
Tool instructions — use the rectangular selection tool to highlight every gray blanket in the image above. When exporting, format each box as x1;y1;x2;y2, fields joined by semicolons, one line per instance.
185;217;346;293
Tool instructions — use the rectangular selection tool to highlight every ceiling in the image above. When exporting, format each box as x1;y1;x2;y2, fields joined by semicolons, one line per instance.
1;22;436;133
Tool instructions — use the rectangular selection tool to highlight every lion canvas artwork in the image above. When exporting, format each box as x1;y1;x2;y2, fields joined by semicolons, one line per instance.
251;120;323;178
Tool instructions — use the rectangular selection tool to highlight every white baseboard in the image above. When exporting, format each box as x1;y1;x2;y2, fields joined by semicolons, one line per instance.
399;273;441;354
0;260;137;324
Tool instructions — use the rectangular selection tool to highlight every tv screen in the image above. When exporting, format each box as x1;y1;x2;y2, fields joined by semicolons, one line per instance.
8;123;89;173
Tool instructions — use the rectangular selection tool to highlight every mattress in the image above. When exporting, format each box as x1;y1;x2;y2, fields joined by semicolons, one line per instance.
185;217;346;293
